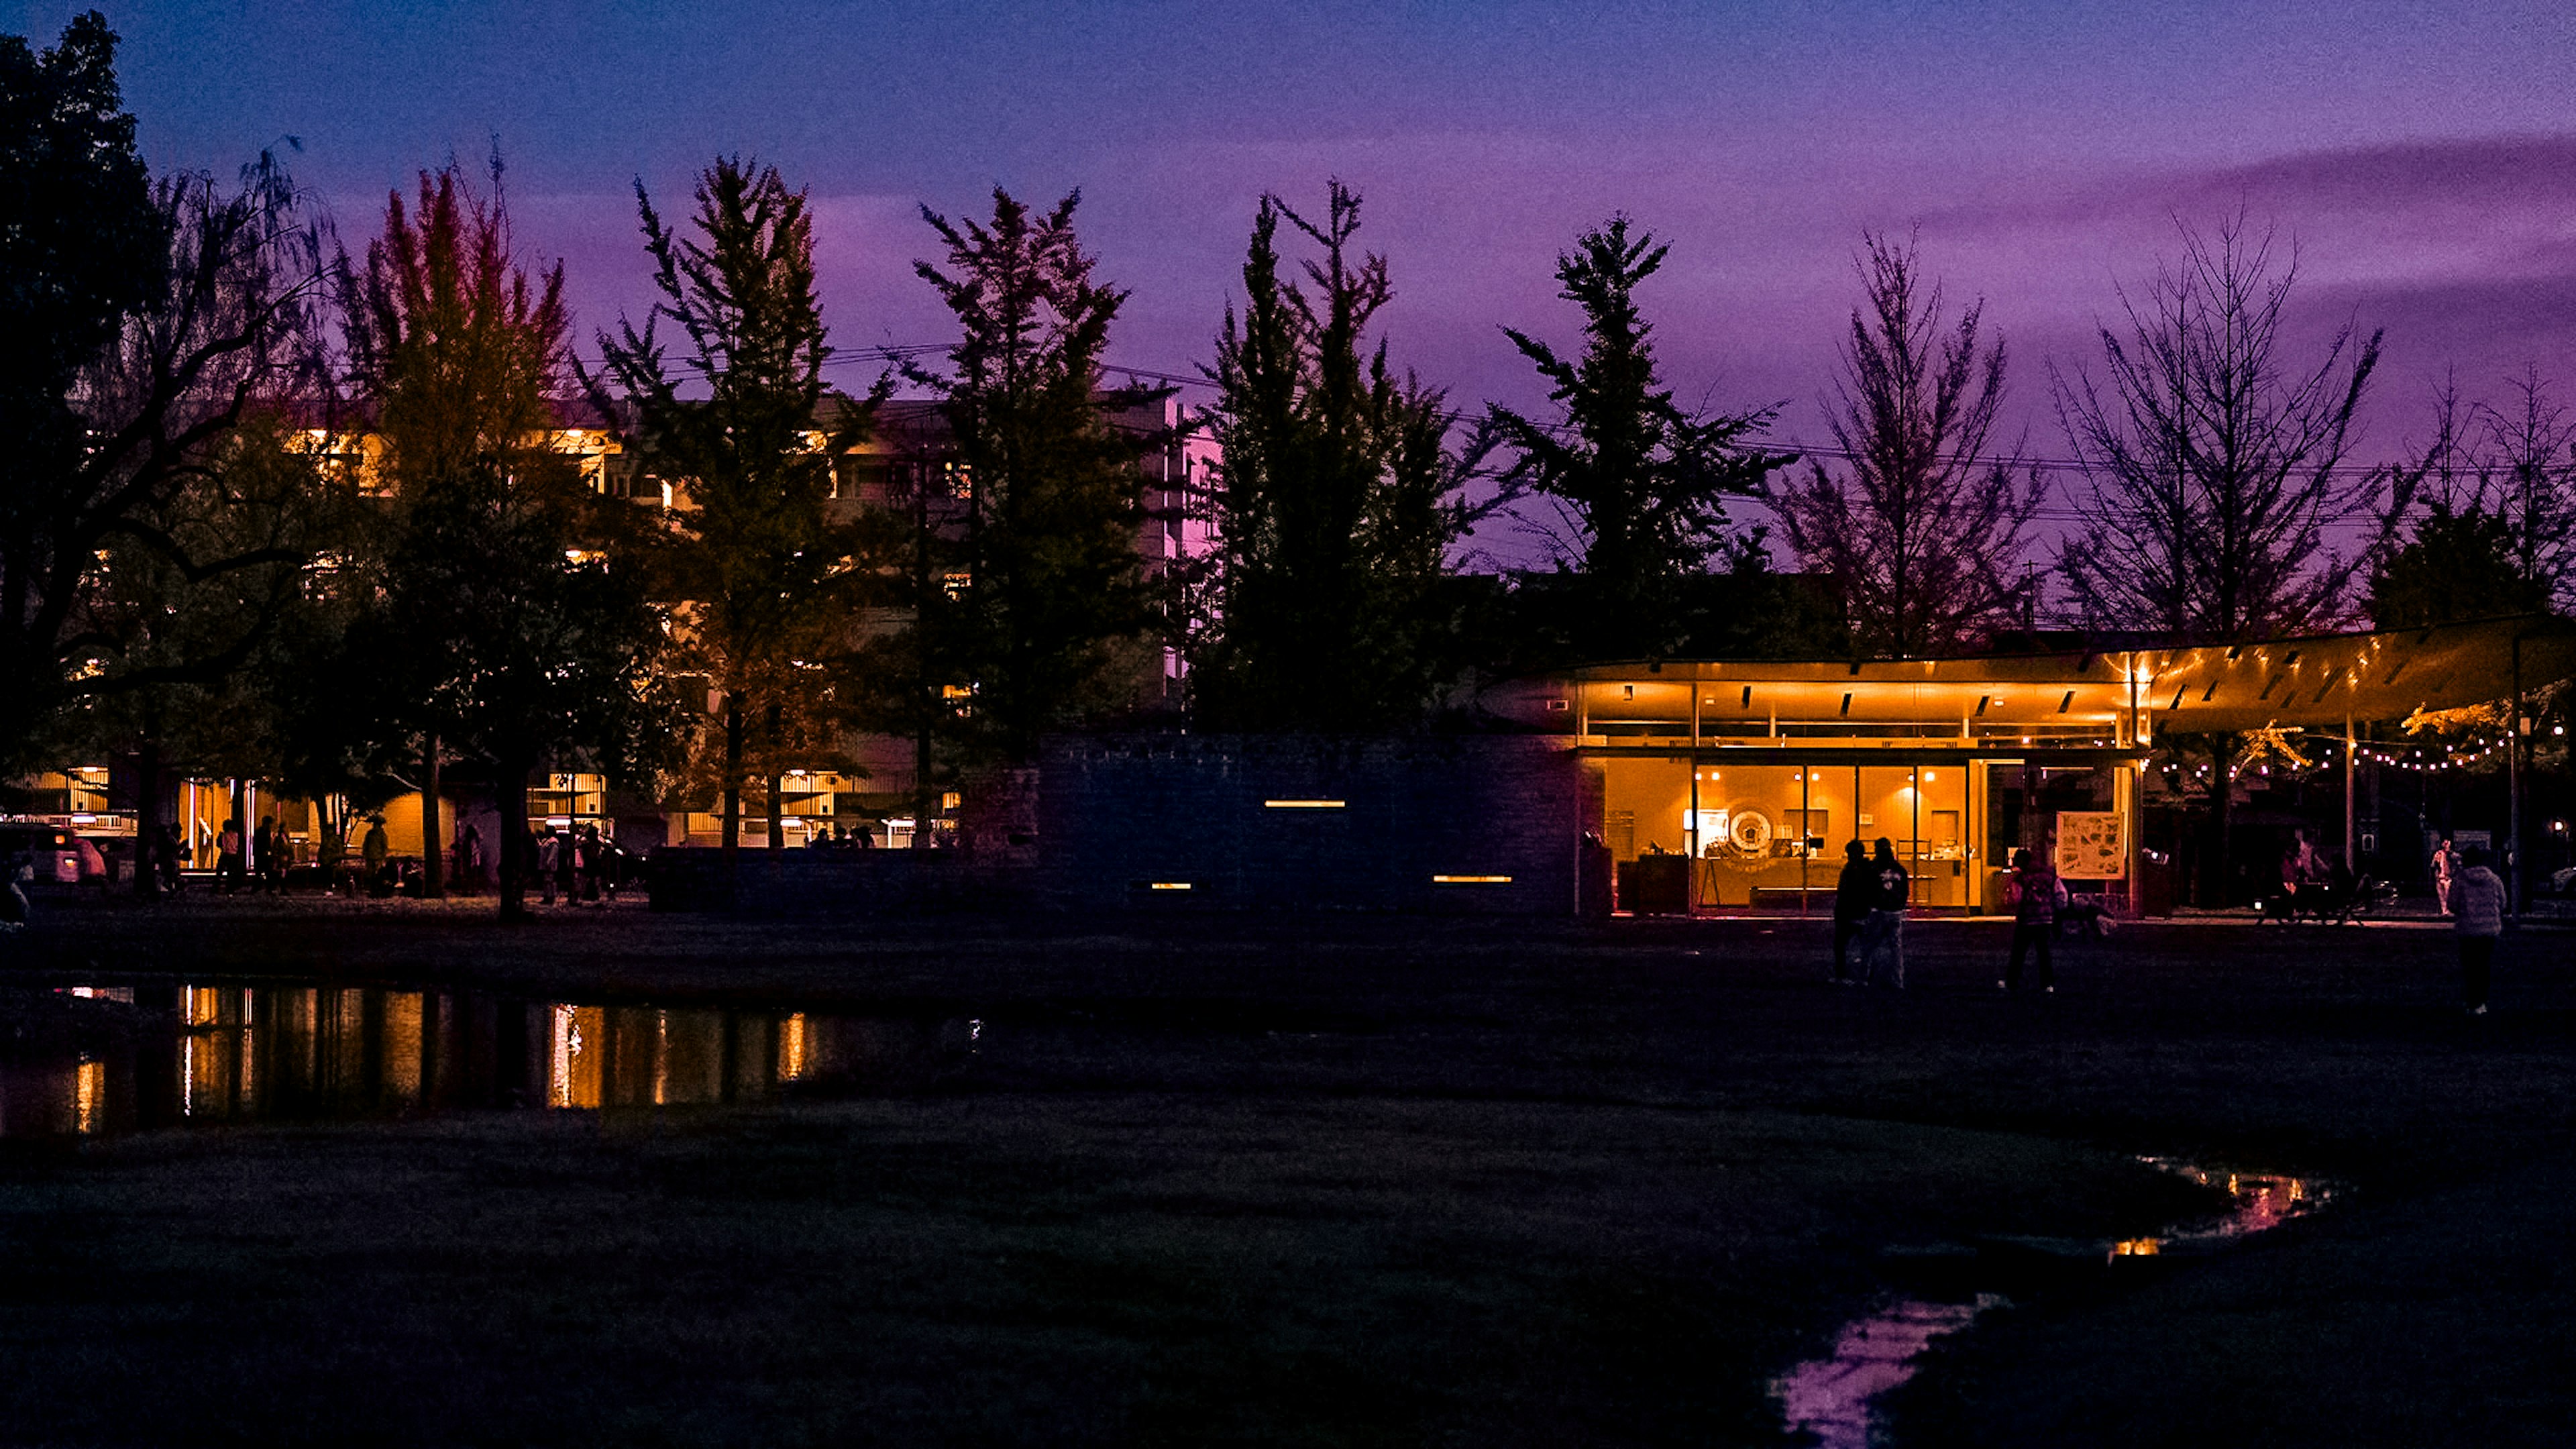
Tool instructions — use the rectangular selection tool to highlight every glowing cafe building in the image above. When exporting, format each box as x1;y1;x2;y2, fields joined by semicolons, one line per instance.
1477;616;2573;914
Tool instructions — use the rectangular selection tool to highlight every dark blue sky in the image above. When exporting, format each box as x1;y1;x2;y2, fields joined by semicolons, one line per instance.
42;0;2576;550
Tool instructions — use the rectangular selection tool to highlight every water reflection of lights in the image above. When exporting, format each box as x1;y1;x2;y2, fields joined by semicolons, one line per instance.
779;1014;808;1081
1775;1157;2343;1448
9;985;983;1141
2117;1159;2334;1261
74;1060;104;1135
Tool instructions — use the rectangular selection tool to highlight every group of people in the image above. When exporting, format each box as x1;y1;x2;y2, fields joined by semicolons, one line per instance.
209;816;293;894
1827;828;2512;1016
117;813;626;904
1832;838;2071;994
529;822;620;906
1829;837;1913;987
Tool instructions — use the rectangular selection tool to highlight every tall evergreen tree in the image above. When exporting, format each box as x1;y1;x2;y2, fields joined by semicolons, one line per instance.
588;157;881;875
1772;233;2043;657
1489;215;1792;662
1195;182;1479;730
341;160;677;916
863;188;1157;806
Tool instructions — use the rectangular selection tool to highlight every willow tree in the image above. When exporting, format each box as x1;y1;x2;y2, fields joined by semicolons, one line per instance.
1489;215;1790;663
1772;233;2043;657
589;157;880;874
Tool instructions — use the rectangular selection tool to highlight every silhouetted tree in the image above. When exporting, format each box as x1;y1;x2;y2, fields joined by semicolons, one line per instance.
588;157;880;875
2478;367;2576;612
65;409;356;895
2055;217;2383;641
2367;498;2548;629
1772;233;2042;657
1194;182;1485;729
1;13;330;783
342;159;678;916
2055;217;2383;905
1489;215;1792;662
906;189;1159;761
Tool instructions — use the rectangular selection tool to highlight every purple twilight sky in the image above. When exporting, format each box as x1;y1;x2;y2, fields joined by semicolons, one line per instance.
48;0;2576;559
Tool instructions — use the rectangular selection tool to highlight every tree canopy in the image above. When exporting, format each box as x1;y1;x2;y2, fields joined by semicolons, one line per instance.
2055;218;2384;643
1489;215;1792;662
1193;182;1483;730
1772;232;2042;657
1;13;329;771
907;187;1159;760
589;156;878;865
338;159;678;913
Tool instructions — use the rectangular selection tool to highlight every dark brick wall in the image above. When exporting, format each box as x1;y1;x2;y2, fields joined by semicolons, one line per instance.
1038;735;1587;914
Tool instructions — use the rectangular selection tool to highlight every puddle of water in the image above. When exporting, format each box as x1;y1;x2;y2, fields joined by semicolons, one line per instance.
0;981;981;1142
1774;1294;2007;1449
1773;1158;2339;1446
2112;1157;2331;1258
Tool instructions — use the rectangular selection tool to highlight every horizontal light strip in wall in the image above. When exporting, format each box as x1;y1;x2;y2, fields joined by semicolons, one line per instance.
1432;875;1513;884
1146;881;1193;891
1263;799;1346;809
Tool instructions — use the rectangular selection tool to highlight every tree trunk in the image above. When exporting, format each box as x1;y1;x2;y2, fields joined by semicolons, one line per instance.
916;711;934;850
421;733;445;900
721;691;744;904
132;729;161;900
497;750;533;922
2212;732;2237;908
764;701;785;853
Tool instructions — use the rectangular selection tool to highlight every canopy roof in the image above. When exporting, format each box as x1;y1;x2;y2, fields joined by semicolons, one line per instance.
1487;614;2576;739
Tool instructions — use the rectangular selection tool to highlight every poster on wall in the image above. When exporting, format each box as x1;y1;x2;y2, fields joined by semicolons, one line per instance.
2055;811;2126;879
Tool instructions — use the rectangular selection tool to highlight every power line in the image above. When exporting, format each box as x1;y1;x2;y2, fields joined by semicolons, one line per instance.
615;342;2439;498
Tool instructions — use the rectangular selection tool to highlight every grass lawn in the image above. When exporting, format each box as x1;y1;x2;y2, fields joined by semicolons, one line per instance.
3;900;2571;1446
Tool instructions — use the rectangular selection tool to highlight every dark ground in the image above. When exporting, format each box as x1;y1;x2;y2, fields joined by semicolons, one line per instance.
2;897;2571;1447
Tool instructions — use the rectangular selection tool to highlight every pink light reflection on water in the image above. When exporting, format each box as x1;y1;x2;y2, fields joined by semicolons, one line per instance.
1773;1159;2337;1445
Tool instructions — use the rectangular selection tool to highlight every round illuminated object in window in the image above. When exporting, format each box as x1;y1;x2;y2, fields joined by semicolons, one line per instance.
1727;808;1774;855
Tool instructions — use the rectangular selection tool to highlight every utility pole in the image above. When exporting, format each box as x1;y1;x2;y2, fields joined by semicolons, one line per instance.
2509;633;2526;915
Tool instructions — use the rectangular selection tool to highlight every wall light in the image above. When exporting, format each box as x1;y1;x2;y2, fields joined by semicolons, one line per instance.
1265;799;1346;809
1432;875;1513;884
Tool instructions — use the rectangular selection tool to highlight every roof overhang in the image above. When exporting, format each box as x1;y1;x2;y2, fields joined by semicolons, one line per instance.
1485;614;2576;736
